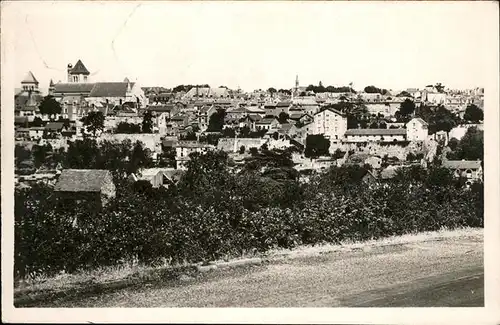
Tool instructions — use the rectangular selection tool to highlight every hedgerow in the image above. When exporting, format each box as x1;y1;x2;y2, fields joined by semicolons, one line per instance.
14;152;483;279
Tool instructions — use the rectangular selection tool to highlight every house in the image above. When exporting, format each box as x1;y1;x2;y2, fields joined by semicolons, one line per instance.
311;107;347;143
87;79;147;109
442;160;483;185
365;102;400;117
361;169;379;186
54;169;116;207
344;129;407;143
198;105;218;130
225;106;248;121
434;130;448;144
240;114;263;131
44;122;66;138
288;121;313;144
128;168;184;188
183;86;231;99
175;141;216;170
255;117;281;131
217;138;267;153
406;117;429;141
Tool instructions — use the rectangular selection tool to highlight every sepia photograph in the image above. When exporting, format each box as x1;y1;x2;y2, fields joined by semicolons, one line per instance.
1;0;499;323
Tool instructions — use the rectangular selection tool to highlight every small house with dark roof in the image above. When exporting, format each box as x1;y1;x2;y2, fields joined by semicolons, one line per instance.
54;169;116;207
128;168;183;188
442;160;483;185
255;117;280;131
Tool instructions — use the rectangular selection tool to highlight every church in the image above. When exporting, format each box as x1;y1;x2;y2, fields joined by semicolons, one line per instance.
50;60;147;121
15;71;43;121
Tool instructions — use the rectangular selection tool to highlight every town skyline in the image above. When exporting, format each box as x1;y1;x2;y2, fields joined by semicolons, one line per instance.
4;1;496;93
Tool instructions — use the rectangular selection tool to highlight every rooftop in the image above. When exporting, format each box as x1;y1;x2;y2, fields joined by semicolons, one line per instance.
69;60;90;75
345;128;407;136
54;169;112;193
442;160;482;170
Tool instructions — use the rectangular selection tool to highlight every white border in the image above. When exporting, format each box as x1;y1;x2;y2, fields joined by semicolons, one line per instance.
2;1;499;324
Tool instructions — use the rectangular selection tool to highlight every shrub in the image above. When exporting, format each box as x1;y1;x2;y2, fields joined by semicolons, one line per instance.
15;159;483;279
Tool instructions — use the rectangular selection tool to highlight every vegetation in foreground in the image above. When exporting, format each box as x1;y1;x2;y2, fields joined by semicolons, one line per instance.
15;140;483;280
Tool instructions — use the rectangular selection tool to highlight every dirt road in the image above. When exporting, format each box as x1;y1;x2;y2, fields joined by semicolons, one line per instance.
40;233;483;307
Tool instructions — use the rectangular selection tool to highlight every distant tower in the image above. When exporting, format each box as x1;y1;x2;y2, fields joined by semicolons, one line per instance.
21;71;39;92
48;79;55;95
292;74;299;100
67;64;73;82
67;59;90;83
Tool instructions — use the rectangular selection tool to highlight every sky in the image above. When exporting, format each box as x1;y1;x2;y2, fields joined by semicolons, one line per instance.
2;1;498;94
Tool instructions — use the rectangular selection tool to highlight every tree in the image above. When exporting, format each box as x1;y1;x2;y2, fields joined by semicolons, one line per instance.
239;145;246;154
15;145;32;165
30;117;44;127
128;141;153;175
142;110;154;133
240;126;251;137
32;144;52;168
429;105;458;134
278;112;289;124
434;83;445;93
463;104;483;123
448;137;459;151
415;104;433;123
397;91;412;97
267;87;277;96
304;134;330;158
207;108;226;132
116;122;141;134
447;127;483;161
38;95;62;119
398;99;416;119
81;111;105;137
222;127;236;138
364;86;383;94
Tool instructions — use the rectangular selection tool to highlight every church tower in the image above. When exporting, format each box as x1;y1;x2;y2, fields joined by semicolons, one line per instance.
67;59;90;83
48;79;55;95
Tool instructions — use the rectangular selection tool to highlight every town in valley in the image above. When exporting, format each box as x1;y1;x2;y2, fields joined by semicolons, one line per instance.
15;61;484;192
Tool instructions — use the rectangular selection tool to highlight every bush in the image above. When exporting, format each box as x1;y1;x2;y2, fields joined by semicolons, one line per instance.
15;158;483;279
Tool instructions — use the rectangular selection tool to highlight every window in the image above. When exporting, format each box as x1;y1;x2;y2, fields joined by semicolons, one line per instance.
73;75;79;82
84;76;88;82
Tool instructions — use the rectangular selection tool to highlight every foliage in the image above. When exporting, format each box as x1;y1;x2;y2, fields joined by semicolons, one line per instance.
38;95;62;118
447;127;483;161
15;154;483;279
32;144;53;168
278;112;290;124
304;134;330;158
428;105;459;134
207;109;226;132
81;111;105;137
172;84;210;93
30;117;44;127
63;139;152;181
239;145;246;154
115;122;142;134
306;84;356;94
398;99;416;119
397;91;412;97
141;110;154;133
364;85;388;95
463;104;483;123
